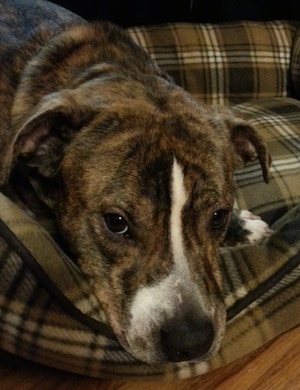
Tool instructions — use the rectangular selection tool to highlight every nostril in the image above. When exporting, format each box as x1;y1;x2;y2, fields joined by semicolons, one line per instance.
161;319;214;363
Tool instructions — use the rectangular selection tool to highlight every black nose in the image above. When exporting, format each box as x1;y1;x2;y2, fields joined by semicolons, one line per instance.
161;318;214;362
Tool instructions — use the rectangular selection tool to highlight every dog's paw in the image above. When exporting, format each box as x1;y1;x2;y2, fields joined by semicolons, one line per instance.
223;208;273;246
240;210;273;244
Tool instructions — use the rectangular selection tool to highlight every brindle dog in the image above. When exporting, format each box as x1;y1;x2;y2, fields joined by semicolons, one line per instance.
0;0;271;364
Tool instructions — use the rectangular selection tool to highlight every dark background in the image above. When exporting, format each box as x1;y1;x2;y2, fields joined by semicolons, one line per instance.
52;0;300;27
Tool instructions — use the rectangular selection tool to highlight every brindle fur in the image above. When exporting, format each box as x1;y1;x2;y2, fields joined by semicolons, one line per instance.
0;0;271;364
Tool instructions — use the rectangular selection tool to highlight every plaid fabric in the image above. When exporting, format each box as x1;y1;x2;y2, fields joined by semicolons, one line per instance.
128;21;298;105
0;192;299;380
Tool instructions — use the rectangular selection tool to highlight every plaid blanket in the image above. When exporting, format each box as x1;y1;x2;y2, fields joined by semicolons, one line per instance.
0;191;299;380
0;20;299;380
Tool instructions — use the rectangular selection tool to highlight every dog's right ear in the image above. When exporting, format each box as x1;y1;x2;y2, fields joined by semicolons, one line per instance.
0;90;94;186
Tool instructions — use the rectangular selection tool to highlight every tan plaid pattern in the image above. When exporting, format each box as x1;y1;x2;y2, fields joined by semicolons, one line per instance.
0;20;300;379
128;21;298;105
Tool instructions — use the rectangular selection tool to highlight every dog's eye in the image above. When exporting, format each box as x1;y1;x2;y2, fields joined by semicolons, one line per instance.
104;213;130;237
211;209;229;229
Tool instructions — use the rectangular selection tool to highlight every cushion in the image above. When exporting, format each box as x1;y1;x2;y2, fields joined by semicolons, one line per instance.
0;96;299;380
128;21;298;105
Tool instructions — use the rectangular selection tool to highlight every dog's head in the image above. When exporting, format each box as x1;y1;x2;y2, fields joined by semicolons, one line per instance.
1;72;270;364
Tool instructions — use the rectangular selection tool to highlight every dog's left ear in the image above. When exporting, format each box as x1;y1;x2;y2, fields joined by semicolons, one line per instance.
230;121;271;183
222;111;271;183
1;90;93;184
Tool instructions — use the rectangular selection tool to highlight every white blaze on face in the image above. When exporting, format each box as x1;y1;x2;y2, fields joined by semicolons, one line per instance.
125;158;224;363
127;158;194;357
170;158;190;278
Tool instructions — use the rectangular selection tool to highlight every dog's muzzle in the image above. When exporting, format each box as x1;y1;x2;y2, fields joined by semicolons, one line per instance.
126;280;223;364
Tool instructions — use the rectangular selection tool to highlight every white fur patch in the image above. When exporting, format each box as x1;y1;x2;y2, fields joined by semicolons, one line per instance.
241;210;272;244
128;158;193;355
170;158;189;276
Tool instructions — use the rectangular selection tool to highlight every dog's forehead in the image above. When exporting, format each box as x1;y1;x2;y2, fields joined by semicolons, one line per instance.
115;133;231;213
81;119;230;199
64;94;235;212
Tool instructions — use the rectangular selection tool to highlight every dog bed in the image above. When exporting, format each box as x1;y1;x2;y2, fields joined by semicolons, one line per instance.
0;20;299;380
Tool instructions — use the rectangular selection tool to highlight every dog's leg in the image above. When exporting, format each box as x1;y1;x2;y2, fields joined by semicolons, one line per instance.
223;209;272;246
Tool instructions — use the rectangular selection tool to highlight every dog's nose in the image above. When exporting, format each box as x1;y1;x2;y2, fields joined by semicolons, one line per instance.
161;318;214;362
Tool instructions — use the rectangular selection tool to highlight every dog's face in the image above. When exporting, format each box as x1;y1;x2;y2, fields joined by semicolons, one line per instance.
5;73;270;364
